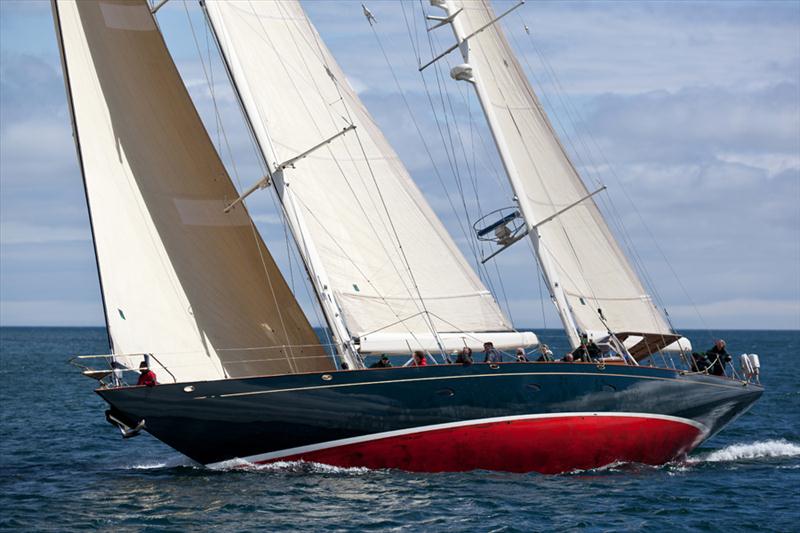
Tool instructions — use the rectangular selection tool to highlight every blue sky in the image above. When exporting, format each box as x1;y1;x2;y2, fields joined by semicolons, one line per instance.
1;0;798;331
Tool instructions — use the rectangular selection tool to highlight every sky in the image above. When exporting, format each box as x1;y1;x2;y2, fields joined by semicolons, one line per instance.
0;0;798;332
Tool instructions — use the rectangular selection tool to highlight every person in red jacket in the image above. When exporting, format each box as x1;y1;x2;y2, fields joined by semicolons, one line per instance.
137;361;158;387
410;350;427;367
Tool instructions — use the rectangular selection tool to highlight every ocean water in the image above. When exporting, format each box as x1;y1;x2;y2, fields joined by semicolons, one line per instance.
0;327;798;532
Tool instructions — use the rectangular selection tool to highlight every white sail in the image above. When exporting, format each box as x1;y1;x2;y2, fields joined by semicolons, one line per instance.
53;0;332;382
204;0;534;354
438;0;674;348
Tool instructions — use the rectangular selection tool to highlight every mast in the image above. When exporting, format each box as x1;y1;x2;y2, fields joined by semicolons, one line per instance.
199;1;361;369
51;0;113;352
431;0;581;347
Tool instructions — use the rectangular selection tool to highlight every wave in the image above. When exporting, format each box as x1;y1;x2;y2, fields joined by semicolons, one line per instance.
125;440;800;474
209;458;372;475
699;440;800;463
125;456;196;470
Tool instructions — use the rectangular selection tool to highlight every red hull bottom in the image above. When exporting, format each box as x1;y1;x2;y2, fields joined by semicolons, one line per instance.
257;415;705;474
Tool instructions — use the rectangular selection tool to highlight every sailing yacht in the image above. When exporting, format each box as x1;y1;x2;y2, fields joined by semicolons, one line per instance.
57;0;762;474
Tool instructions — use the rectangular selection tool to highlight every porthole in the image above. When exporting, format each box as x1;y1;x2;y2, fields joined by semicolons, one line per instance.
183;385;195;393
322;374;333;381
436;388;455;397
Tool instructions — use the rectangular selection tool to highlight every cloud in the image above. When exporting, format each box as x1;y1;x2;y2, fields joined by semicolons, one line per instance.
667;298;800;331
0;222;89;245
582;83;800;164
0;299;104;327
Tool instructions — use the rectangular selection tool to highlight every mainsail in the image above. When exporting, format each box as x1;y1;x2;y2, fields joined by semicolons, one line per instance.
52;0;332;382
204;0;536;355
434;0;675;352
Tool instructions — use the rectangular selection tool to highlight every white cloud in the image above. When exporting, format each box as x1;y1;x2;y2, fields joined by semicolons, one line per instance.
0;222;89;245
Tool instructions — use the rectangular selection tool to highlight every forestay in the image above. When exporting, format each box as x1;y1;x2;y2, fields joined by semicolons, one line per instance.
443;0;673;342
205;1;532;352
52;0;331;382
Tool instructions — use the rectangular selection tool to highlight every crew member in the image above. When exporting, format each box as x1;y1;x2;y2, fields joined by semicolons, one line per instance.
537;344;554;362
410;350;427;367
706;339;731;376
483;342;502;363
455;347;473;366
370;355;392;368
137;361;158;387
571;334;591;362
516;347;528;362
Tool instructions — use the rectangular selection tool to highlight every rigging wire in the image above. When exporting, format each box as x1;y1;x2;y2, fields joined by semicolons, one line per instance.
180;0;298;369
373;11;482;272
414;1;512;311
385;2;515;322
513;12;715;343
508;21;668;338
463;16;607;338
198;3;338;358
275;1;451;357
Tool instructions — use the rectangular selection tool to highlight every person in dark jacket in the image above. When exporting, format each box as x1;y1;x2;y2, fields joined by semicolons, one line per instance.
586;339;602;359
370;355;392;368
483;342;502;363
455;347;473;366
136;361;158;387
571;334;592;362
515;347;529;362
706;339;731;376
690;351;710;372
536;344;554;362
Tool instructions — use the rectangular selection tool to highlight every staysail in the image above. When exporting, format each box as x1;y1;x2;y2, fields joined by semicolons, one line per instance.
52;0;332;382
434;0;675;352
204;0;536;355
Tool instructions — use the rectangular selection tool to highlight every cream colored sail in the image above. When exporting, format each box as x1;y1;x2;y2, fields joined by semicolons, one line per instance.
204;0;536;354
52;0;332;381
439;0;673;347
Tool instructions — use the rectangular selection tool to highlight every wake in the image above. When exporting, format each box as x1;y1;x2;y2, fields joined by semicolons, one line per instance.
209;458;372;475
697;439;800;463
123;440;800;474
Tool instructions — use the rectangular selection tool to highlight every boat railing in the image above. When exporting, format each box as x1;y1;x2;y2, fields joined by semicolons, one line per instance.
69;342;343;388
70;347;760;389
69;352;177;388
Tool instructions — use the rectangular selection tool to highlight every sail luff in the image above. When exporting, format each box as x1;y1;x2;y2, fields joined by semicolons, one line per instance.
51;0;113;353
53;0;333;381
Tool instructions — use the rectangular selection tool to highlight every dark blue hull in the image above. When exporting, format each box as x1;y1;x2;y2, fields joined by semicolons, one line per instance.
98;362;762;472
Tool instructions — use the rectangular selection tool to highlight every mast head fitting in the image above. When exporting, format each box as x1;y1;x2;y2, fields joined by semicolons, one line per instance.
450;63;474;83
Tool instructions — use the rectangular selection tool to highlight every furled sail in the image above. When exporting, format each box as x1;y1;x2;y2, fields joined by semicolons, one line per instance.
439;0;674;349
204;0;536;354
52;0;332;382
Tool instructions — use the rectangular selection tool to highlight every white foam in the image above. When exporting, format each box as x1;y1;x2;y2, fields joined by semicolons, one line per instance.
209;458;372;475
701;440;800;463
564;460;629;475
126;456;196;470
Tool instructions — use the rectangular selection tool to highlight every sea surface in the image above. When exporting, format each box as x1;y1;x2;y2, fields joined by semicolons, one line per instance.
0;327;798;532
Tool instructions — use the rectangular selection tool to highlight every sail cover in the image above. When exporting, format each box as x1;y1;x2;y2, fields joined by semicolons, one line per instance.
451;0;673;339
53;0;332;382
204;1;518;347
